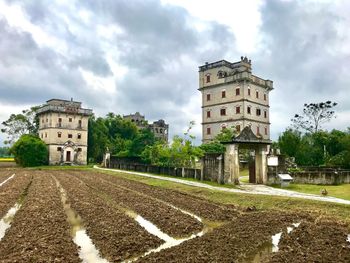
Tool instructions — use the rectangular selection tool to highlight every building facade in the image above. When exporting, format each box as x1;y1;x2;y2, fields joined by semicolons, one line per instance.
36;99;93;165
199;57;273;142
123;113;169;142
149;119;169;142
123;112;147;129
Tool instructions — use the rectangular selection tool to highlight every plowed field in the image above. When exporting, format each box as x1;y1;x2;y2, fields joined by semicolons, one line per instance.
0;168;349;263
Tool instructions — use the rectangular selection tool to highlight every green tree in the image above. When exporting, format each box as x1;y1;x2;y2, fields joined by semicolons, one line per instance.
278;129;301;157
1;106;40;144
10;134;48;167
141;121;204;168
0;147;11;157
200;127;236;154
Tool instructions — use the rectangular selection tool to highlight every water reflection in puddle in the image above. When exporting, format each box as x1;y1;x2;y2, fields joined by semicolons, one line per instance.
245;222;302;262
124;207;205;262
0;174;15;187
54;178;109;263
347;234;350;244
271;232;282;252
0;203;21;241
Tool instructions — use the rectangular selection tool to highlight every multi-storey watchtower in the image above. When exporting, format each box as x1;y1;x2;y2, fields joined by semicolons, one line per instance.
36;99;93;165
199;57;273;142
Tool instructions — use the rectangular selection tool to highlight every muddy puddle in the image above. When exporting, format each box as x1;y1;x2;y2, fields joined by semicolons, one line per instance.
123;206;206;262
0;175;30;241
0;173;15;187
54;177;109;263
347;234;350;244
0;203;21;241
244;222;301;262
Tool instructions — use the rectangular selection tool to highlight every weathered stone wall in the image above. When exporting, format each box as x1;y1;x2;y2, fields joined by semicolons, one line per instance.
267;166;350;185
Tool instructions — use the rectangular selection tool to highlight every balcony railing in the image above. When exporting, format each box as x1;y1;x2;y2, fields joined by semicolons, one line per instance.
39;124;86;130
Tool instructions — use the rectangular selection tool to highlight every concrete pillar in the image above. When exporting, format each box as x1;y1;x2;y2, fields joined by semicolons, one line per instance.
255;145;268;184
224;144;240;185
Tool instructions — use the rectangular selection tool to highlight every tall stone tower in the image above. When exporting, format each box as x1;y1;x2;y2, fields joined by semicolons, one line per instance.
36;99;93;165
199;57;273;142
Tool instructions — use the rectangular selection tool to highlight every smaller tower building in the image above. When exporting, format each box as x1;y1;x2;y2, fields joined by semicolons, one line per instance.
36;99;93;165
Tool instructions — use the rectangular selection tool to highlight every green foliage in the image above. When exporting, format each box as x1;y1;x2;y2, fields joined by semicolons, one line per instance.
87;113;156;162
278;129;301;157
0;147;12;157
141;121;204;168
277;128;350;168
200;127;236;154
10;134;48;167
1;106;40;144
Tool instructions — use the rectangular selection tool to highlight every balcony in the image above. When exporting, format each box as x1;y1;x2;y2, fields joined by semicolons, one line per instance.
36;105;93;116
39;123;86;130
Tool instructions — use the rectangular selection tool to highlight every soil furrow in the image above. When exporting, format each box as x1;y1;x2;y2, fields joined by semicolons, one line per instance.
138;212;311;263
74;171;203;237
92;170;239;221
266;217;350;263
0;171;31;218
0;172;81;263
54;172;163;262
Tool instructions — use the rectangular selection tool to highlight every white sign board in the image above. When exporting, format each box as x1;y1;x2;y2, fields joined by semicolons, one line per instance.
278;174;293;181
267;156;278;166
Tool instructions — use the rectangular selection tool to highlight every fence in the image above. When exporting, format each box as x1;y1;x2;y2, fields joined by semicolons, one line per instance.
108;156;202;179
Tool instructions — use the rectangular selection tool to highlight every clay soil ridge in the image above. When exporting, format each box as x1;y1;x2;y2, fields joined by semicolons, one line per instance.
0;171;31;218
138;212;313;262
0;171;81;263
93;170;239;221
54;171;163;262
266;217;350;262
74;170;203;237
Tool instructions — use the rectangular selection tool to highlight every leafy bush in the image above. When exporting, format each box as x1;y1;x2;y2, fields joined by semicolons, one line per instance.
11;134;48;167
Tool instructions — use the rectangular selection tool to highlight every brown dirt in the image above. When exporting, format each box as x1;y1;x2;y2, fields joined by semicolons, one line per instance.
0;171;31;218
53;171;163;262
72;170;203;237
266;217;350;263
92;170;239;221
0;171;11;182
0;171;81;263
1;168;349;263
137;211;311;263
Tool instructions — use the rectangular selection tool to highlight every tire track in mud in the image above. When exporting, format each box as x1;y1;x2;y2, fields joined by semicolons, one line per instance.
89;170;239;221
54;172;163;262
0;171;80;263
74;171;203;238
0;171;31;219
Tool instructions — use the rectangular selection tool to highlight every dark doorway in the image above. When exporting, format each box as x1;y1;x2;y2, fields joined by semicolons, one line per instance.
66;151;71;162
249;157;256;183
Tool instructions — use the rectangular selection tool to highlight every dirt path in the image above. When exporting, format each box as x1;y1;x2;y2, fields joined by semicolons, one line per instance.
0;172;80;263
95;167;350;205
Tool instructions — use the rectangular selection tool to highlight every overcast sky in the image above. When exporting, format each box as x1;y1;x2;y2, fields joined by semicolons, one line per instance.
1;0;349;146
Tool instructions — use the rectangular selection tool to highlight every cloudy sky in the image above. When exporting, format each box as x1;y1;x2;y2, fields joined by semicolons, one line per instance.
1;0;350;145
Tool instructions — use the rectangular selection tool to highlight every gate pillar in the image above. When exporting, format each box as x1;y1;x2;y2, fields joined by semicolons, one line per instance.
255;145;268;184
224;144;240;184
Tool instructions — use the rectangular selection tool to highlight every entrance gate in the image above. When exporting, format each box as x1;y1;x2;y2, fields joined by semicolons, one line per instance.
223;126;271;184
